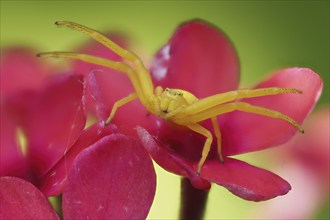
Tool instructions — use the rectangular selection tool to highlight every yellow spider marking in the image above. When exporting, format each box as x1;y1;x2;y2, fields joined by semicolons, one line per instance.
38;21;304;174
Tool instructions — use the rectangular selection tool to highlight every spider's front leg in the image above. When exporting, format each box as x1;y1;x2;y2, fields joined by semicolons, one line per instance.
38;21;159;122
37;53;144;100
37;21;164;123
53;21;154;97
37;52;150;123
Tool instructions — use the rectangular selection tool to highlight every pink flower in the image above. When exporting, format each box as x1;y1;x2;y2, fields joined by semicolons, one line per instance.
145;20;323;201
250;107;329;219
0;47;156;219
1;47;86;185
74;20;323;201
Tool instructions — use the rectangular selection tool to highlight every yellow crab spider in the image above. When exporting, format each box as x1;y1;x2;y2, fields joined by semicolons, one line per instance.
37;21;304;174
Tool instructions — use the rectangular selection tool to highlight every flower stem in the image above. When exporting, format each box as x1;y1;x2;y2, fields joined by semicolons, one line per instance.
179;178;209;220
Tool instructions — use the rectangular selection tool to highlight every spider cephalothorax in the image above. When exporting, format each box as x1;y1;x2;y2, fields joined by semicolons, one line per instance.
154;87;197;118
38;21;303;174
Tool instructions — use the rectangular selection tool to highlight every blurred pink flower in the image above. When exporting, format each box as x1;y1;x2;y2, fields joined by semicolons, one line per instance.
250;107;329;219
1;47;54;96
0;47;156;219
1;47;86;185
75;20;323;201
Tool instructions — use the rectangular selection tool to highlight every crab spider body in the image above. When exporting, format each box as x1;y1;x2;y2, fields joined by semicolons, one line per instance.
38;21;304;174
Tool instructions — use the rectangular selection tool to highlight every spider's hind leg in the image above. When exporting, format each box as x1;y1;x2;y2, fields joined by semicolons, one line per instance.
187;101;304;133
182;87;302;115
235;102;304;133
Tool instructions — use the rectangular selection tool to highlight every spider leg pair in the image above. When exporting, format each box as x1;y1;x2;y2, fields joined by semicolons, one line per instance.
171;91;303;172
39;21;154;106
38;21;304;174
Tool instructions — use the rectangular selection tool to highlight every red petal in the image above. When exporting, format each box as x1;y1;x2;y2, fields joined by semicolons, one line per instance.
0;103;28;178
151;19;239;98
0;176;59;220
85;72;110;122
40;123;117;196
137;126;211;190
200;158;291;201
20;74;86;177
221;68;323;156
0;47;49;96
62;134;156;219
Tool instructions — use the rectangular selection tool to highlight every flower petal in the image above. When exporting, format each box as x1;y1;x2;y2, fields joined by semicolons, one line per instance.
40;123;117;196
137;126;211;190
0;103;28;179
200;158;291;201
19;74;86;177
85;72;110;122
1;74;86;187
151;19;239;97
0;176;59;220
0;47;49;96
221;68;323;156
62;134;156;219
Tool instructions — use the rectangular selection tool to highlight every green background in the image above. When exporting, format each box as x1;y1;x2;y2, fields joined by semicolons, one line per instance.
1;1;329;219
